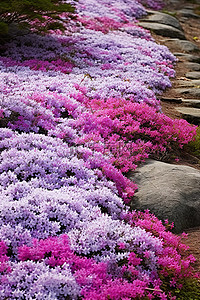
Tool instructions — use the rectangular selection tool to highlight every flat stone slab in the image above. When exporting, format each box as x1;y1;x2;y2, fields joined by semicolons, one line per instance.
174;53;200;63
182;99;200;108
177;9;200;19
164;39;200;53
175;107;200;124
127;160;200;233
174;88;200;97
186;72;200;79
138;22;185;39
177;79;200;87
184;62;200;71
142;11;183;31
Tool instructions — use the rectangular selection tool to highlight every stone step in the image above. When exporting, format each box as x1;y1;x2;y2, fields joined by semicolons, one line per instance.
160;97;200;108
142;10;183;31
184;62;200;71
138;22;185;39
182;99;200;108
163;39;200;53
173;53;200;63
176;79;200;87
160;97;182;103
177;8;200;19
174;87;200;97
175;107;200;124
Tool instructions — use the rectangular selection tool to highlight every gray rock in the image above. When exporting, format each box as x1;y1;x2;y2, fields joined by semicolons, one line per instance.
138;22;185;39
184;62;200;71
175;107;200;124
127;160;200;233
174;53;200;63
186;72;200;79
177;79;200;87
174;87;200;97
177;8;200;19
182;99;200;108
167;0;181;4
141;11;183;31
164;39;200;53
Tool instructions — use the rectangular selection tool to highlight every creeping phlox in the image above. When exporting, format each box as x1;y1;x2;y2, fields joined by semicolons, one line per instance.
0;0;198;299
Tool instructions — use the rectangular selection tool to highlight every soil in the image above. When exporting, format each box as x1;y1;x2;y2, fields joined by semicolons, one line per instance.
148;0;200;275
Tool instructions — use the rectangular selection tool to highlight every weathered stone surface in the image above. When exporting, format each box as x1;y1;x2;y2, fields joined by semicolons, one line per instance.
184;62;200;71
186;72;200;79
177;79;200;87
142;11;183;31
127;160;200;233
174;88;200;97
177;8;200;19
182;99;200;108
175;107;200;124
167;0;181;4
138;22;185;39
174;53;200;63
164;39;200;53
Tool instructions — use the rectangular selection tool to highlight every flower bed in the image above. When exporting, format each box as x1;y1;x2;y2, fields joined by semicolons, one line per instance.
0;0;199;299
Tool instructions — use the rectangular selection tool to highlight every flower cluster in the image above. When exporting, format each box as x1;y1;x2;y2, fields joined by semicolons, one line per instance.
0;0;199;299
74;97;196;172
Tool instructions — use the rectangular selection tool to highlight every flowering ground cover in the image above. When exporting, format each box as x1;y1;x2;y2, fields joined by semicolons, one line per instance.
0;0;199;299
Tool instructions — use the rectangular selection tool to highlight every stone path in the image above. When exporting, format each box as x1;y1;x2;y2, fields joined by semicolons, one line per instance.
137;0;200;274
140;1;200;125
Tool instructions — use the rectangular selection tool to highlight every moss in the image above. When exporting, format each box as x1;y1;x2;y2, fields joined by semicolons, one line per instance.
161;10;177;17
195;6;200;16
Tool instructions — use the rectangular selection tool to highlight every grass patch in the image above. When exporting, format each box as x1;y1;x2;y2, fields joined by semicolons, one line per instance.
187;126;200;158
161;9;177;17
176;278;200;300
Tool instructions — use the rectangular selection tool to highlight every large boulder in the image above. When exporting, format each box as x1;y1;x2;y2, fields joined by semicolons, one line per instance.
127;160;200;233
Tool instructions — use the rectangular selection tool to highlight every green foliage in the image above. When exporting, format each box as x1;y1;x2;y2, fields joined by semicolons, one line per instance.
195;6;200;16
0;0;75;36
159;274;200;300
187;126;200;159
176;277;200;300
0;21;8;35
